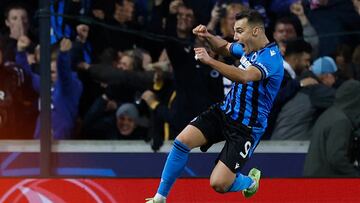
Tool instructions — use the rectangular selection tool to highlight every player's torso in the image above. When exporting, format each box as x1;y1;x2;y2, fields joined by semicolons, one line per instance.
221;45;283;128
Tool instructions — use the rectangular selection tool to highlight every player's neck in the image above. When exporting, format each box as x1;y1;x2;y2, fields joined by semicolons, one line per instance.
252;36;269;52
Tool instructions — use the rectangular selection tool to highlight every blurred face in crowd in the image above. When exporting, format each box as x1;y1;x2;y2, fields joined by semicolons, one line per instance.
293;52;312;75
114;0;134;24
5;8;29;39
176;6;195;38
273;22;297;43
142;52;152;69
223;9;237;36
51;60;58;83
116;55;133;70
116;115;136;136
92;9;105;20
123;0;134;20
334;45;352;71
318;73;335;87
221;4;246;38
335;55;345;67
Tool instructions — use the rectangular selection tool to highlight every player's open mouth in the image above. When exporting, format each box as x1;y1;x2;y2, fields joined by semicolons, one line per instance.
239;43;246;52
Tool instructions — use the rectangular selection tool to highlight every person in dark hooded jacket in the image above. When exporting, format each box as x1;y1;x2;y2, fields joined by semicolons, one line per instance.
303;79;360;177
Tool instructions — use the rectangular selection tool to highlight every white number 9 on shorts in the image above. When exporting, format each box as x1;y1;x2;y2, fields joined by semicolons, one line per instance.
240;141;252;158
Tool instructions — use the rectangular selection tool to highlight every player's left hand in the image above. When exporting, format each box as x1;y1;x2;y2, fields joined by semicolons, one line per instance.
194;47;212;64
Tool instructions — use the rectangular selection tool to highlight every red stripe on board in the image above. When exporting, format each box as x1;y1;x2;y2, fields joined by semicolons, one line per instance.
0;178;359;203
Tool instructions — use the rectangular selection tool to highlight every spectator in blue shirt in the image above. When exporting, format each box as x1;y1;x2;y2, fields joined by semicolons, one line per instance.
16;37;83;139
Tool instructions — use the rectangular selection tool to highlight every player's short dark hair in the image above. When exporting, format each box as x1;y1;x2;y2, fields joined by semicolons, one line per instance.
235;9;264;27
4;3;28;19
284;39;312;57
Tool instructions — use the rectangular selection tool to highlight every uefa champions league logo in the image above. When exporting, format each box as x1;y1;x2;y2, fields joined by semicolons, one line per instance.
0;179;116;202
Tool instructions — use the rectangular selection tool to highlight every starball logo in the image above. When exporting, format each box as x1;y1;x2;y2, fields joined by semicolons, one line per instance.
0;179;116;203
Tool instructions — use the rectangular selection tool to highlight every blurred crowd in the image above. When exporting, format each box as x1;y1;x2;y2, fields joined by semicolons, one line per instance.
0;0;360;174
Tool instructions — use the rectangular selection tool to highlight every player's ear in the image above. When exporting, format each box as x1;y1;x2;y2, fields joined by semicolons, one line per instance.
252;26;260;36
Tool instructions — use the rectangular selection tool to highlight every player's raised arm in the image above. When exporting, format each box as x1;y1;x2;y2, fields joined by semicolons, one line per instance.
194;47;261;84
192;24;233;57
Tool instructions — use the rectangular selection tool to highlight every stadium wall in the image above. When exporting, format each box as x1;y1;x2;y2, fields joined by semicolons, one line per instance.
0;140;308;177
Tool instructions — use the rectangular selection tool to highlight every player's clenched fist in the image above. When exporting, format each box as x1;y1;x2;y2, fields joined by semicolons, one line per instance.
192;24;210;38
194;47;212;64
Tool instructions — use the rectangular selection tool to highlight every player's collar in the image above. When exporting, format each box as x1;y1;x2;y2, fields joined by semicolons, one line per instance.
264;42;276;48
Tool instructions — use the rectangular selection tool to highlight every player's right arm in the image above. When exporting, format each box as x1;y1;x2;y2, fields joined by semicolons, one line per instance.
194;47;262;84
192;24;232;57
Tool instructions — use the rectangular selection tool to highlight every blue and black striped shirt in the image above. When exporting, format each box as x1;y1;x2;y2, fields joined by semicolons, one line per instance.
221;42;283;136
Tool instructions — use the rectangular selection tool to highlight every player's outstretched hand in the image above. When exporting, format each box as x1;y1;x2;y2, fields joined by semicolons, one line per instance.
192;24;211;38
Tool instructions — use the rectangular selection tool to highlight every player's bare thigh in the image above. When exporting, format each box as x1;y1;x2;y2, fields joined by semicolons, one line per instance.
210;160;236;193
176;125;207;149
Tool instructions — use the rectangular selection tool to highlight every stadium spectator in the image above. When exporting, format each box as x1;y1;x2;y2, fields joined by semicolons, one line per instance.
2;3;36;62
106;0;141;51
82;98;148;140
271;56;337;140
263;39;318;139
85;48;153;104
310;56;338;87
353;0;360;15
272;17;298;55
0;0;37;33
290;0;319;57
0;39;37;139
307;0;360;56
207;3;248;40
303;79;360;177
140;63;175;150
70;23;102;119
16;37;83;139
333;44;354;88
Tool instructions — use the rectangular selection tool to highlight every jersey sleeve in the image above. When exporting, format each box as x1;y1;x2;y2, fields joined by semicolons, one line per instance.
229;43;244;58
252;48;281;80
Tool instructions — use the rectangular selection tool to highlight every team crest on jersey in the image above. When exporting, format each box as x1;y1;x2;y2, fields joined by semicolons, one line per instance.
250;52;258;62
210;70;220;78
